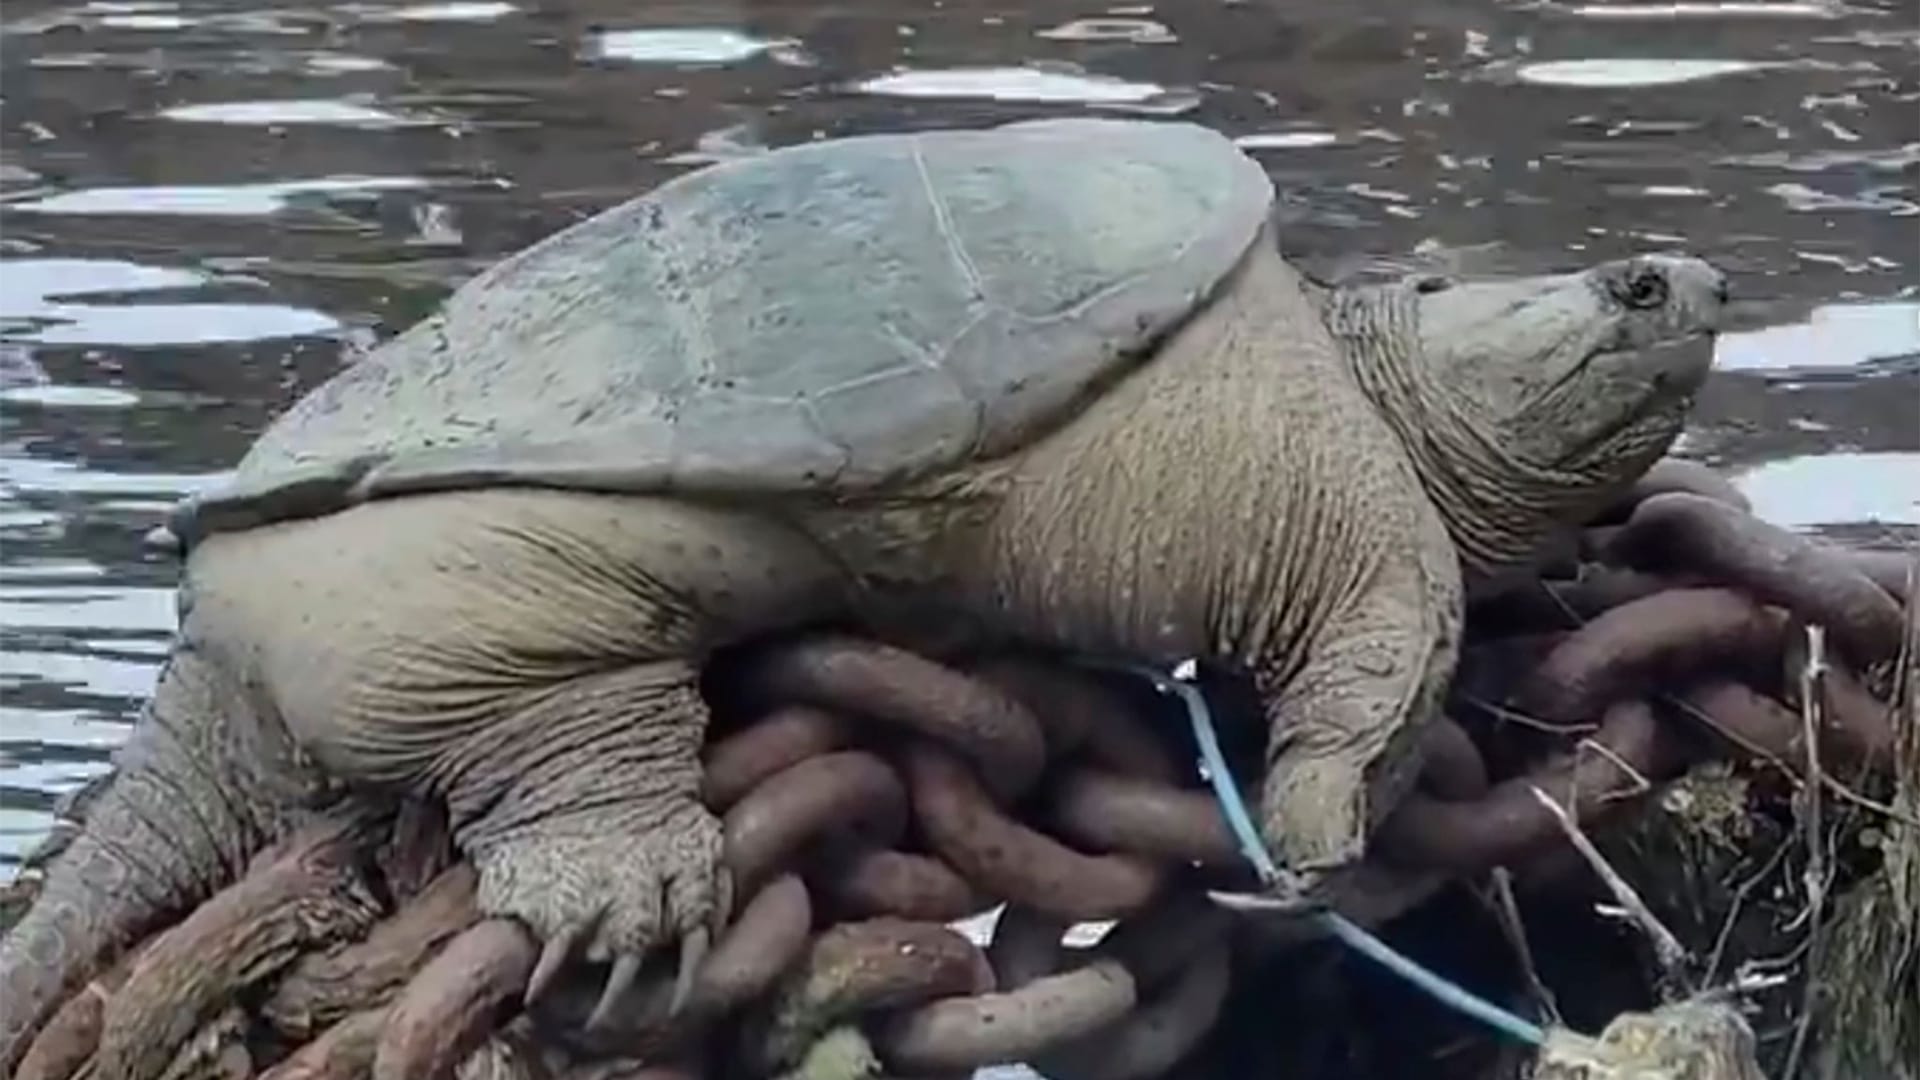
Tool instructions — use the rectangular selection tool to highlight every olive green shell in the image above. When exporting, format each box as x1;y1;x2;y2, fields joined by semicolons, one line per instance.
172;117;1273;545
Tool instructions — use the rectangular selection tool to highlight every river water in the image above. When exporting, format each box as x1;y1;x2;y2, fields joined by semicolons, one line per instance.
1;0;1916;877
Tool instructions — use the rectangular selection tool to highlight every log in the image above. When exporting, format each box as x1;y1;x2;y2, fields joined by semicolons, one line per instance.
750;917;993;1074
79;815;385;1080
904;742;1164;921
371;918;538;1080
262;862;481;1039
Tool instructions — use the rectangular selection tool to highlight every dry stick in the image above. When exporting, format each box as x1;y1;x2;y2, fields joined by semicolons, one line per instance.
1782;624;1835;1080
1478;868;1561;1027
1525;784;1692;996
1785;626;1832;936
151;1006;250;1080
1702;833;1796;990
260;863;480;1041
1667;691;1917;828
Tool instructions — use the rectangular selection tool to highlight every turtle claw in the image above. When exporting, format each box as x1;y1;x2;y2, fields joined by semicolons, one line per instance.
586;953;644;1031
669;926;710;1017
525;924;584;1006
474;803;727;1022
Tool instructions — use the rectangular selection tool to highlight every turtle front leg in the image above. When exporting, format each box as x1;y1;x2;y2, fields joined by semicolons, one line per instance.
443;661;728;1024
1254;559;1458;899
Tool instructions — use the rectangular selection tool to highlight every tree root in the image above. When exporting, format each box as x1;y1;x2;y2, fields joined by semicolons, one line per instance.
1607;492;1905;668
969;660;1184;785
372;918;537;1080
6;455;1903;1080
702;707;852;813
261;862;481;1040
873;961;1137;1073
738;635;1047;802
904;741;1166;921
721;751;908;898
806;848;985;923
984;906;1070;992
747;918;992;1075
1034;939;1233;1080
1521;589;1786;726
688;875;815;1018
70;815;386;1080
258;1008;386;1080
1377;702;1691;874
14;940;144;1080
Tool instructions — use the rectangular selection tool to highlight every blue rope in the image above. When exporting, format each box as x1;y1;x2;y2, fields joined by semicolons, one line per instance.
1096;658;1548;1048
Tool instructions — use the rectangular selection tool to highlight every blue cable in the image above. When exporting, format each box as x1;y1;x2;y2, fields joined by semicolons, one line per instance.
1095;658;1548;1048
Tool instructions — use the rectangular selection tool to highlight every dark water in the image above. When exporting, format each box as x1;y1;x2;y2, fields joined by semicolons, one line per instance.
1;0;1917;874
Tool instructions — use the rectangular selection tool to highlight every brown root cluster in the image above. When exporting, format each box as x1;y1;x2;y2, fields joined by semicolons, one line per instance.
4;459;1912;1080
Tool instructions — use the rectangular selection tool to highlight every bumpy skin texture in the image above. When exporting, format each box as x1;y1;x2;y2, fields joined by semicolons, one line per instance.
0;216;1724;1071
187;492;846;966
0;641;325;1065
950;240;1460;881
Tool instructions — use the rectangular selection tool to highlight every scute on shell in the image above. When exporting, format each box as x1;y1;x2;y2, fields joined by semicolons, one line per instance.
172;118;1274;546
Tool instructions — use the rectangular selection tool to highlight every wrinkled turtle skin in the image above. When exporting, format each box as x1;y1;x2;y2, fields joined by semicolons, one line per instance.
0;117;1728;1073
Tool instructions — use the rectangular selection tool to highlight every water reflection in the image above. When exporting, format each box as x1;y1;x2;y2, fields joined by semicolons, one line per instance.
1553;2;1851;18
1715;299;1920;372
341;1;519;22
0;0;1915;882
5;175;436;217
852;65;1189;109
1508;57;1777;86
0;257;342;345
157;98;440;126
1035;17;1179;44
1733;450;1920;528
584;27;805;65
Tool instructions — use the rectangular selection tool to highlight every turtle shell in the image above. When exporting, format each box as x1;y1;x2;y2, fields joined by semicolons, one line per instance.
173;117;1273;544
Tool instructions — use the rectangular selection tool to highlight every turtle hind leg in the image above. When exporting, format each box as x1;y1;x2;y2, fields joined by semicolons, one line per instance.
196;489;843;1029
449;662;729;1017
0;643;313;1072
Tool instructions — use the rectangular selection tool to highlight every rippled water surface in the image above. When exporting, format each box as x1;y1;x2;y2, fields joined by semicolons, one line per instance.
2;0;1917;872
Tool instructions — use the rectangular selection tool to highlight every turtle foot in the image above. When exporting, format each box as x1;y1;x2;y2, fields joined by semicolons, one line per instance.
473;801;729;1030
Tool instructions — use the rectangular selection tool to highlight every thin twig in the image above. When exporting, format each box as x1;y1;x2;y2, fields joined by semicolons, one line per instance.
1479;868;1561;1026
1782;624;1834;1080
1785;626;1831;935
1461;693;1600;735
1572;735;1652;802
1527;783;1693;996
1704;832;1795;989
1665;691;1920;829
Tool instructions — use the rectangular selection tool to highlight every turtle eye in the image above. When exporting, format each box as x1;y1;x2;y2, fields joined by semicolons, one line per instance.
1612;265;1669;310
1413;275;1453;295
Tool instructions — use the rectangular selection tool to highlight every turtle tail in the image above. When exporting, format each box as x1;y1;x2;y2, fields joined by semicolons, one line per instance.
0;643;295;1071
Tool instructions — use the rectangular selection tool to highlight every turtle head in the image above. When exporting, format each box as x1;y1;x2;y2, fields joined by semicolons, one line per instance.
1405;253;1725;474
1322;252;1727;572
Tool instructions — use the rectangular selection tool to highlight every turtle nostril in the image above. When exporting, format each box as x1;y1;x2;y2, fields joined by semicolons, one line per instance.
1712;275;1731;305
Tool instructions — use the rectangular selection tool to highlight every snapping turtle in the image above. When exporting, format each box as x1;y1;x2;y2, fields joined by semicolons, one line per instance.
0;117;1726;1070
